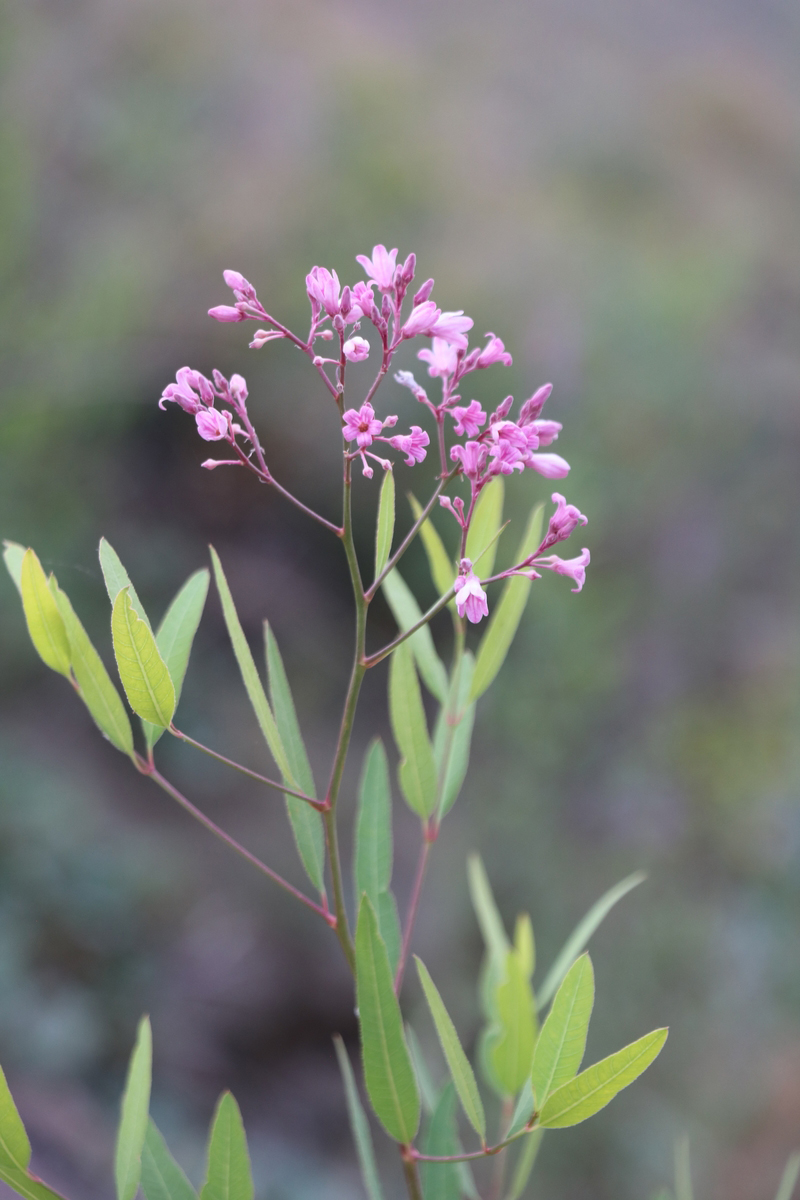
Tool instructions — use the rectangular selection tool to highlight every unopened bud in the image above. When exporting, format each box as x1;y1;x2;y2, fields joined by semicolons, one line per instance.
400;253;416;285
340;286;352;318
381;294;392;321
333;314;345;333
413;278;435;306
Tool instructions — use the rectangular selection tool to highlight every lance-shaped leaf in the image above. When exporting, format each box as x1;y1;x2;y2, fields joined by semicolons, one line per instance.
333;1036;385;1200
355;896;420;1144
3;540;25;595
470;503;544;702
0;1060;69;1200
465;477;504;579
531;954;594;1107
141;1121;198;1200
144;569;210;748
419;1085;461;1200
505;1079;535;1139
389;641;438;819
468;855;510;966
115;1016;152;1200
209;547;298;789
415;958;486;1143
405;1025;439;1116
408;495;455;599
536;871;645;1009
112;589;176;727
52;585;134;758
382;568;448;703
99;539;151;628
487;950;537;1098
433;652;476;821
538;1027;668;1128
20;549;71;678
354;740;401;973
774;1152;800;1200
514;914;535;982
200;1093;253;1200
375;470;395;579
505;1128;543;1200
265;623;325;893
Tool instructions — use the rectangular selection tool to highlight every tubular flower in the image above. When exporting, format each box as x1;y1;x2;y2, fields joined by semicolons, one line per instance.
450;440;488;481
343;337;370;363
356;245;399;292
417;337;459;379
430;310;473;350
526;452;570;479
401;300;441;340
387;426;430;466
519;383;553;424
342;401;388;449
208;305;247;323
535;548;590;593
455;560;489;623
529;419;562;445
451;401;487;438
476;333;513;368
195;409;229;441
306;266;341;318
223;270;257;303
543;493;587;548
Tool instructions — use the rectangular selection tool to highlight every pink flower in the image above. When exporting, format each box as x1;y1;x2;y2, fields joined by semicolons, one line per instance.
439;494;466;527
529;419;561;445
387;426;430;465
542;492;587;549
160;367;214;413
343;336;370;362
223;270;257;302
450;440;488;481
490;395;514;423
488;420;529;474
402;300;441;340
477;333;512;368
430;310;473;350
342;401;385;449
417;338;459;379
229;374;248;406
209;305;246;323
451;400;487;437
519;383;553;424
306;266;341;318
526;452;570;479
455;560;489;624
350;280;376;321
535;548;590;593
356;245;399;291
412;278;435;306
196;409;229;441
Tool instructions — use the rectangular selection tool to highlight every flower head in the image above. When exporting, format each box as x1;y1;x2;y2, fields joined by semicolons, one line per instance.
455;560;489;624
223;270;257;303
356;245;399;292
535;548;590;593
306;266;341;318
430;310;473;350
417;338;459;379
519;383;553;424
342;401;386;449
541;493;587;549
387;426;430;466
196;408;229;441
343;336;370;363
476;333;513;368
450;440;488;481
160;367;214;413
529;419;562;446
402;300;441;340
526;452;570;479
451;400;487;438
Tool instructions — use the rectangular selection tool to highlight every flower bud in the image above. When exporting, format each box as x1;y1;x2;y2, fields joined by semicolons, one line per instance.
412;278;435;306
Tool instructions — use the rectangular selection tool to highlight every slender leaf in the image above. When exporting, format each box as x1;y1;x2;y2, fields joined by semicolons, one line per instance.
408;495;454;599
674;1137;693;1200
144;569;210;748
209;547;298;788
531;954;594;1107
488;951;537;1097
53;585;134;757
333;1036;385;1200
353;743;402;970
467;855;510;964
514;914;535;982
2;541;25;595
99;539;151;628
375;471;395;579
774;1152;800;1200
419;1085;461;1200
405;1025;439;1116
465;477;504;579
382;568;448;703
415;957;486;1142
505;1128;543;1200
265;622;325;892
377;891;402;978
434;652;476;820
470;503;544;702
112;589;176;727
115;1016;153;1200
200;1093;253;1200
355;896;420;1144
20;549;71;678
536;871;646;1009
506;1079;535;1139
389;641;438;819
539;1028;668;1128
141;1121;198;1200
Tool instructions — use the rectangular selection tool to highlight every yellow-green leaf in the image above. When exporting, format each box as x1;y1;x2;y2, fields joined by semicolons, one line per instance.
433;651;475;820
144;569;210;749
200;1093;253;1200
408;494;455;599
487;950;537;1097
99;539;151;628
415;957;486;1143
375;470;395;579
2;541;25;595
531;954;594;1107
389;641;438;818
465;477;504;578
539;1028;668;1128
112;589;176;727
514;914;535;981
20;549;71;678
115;1016;152;1200
382;568;448;703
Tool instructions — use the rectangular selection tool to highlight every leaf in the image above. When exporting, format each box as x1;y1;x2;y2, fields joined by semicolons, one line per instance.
419;1085;461;1200
433;653;476;820
774;1152;800;1200
535;871;646;1009
355;896;420;1144
469;502;544;703
144;569;210;748
674;1136;693;1200
538;1028;668;1128
53;585;134;757
355;744;400;971
112;589;176;727
20;549;71;678
415;958;486;1143
209;547;298;788
405;1025;439;1116
333;1036;385;1200
487;950;537;1097
200;1093;253;1200
141;1121;198;1200
389;641;438;819
376;891;402;979
465;477;504;579
505;1079;535;1139
408;494;454;599
467;855;510;965
99;539;151;628
375;470;395;579
0;1061;68;1200
504;1128;543;1200
2;541;25;595
115;1016;153;1200
514;914;535;982
531;954;594;1108
382;568;448;703
265;623;325;893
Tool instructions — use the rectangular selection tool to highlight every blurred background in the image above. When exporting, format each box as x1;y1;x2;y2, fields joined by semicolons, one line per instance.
1;0;799;1197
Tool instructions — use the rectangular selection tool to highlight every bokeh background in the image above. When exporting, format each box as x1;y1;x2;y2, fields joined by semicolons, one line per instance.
1;1;800;1197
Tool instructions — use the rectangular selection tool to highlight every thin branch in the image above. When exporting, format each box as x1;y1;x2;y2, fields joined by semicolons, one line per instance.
365;472;456;601
170;727;325;809
410;1124;537;1164
265;472;343;535
363;585;456;668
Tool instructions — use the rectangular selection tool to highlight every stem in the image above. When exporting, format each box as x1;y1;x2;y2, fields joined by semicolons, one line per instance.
231;423;342;535
401;1150;424;1200
266;474;343;535
170;727;324;809
363;586;456;669
489;1097;515;1200
395;832;433;993
410;1123;537;1164
365;474;454;600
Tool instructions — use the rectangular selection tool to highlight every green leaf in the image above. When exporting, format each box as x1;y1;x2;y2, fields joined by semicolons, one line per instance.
504;1128;543;1200
0;1061;68;1200
375;470;395;580
487;950;537;1097
774;1152;800;1200
333;1036;385;1200
354;743;402;974
415;958;486;1143
433;653;476;820
144;569;210;748
531;954;594;1108
465;477;504;579
200;1093;253;1200
112;589;176;727
389;641;438;819
53;585;134;757
2;540;25;595
467;855;510;965
408;495;455;599
514;914;535;982
355;896;420;1144
405;1025;439;1116
20;549;71;678
209;547;298;788
536;871;646;1009
99;539;152;628
376;891;402;979
505;1079;535;1139
265;623;325;893
419;1085;461;1200
470;503;544;702
115;1016;153;1200
141;1121;198;1200
382;568;448;703
538;1028;668;1128
674;1137;693;1200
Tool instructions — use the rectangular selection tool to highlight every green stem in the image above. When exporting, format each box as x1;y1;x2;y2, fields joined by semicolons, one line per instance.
170;727;324;809
401;1149;424;1200
363;585;456;669
365;471;456;600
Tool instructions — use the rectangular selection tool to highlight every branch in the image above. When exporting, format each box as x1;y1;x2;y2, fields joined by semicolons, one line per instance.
365;473;456;601
363;585;456;668
170;727;325;810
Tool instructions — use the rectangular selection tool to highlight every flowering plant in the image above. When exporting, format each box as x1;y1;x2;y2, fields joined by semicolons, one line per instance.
2;244;667;1200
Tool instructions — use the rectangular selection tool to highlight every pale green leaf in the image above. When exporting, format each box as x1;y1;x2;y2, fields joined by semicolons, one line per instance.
389;641;438;819
20;549;71;678
382;568;448;703
354;743;401;971
99;539;151;628
408;494;455;599
488;950;537;1097
531;954;594;1107
115;1016;153;1200
504;1128;543;1200
433;652;476;820
674;1137;693;1200
2;541;25;595
536;871;646;1009
405;1025;439;1116
539;1028;668;1128
514;914;535;982
465;477;504;579
376;889;402;979
333;1036;385;1200
200;1093;253;1200
265;623;325;892
141;1121;198;1200
774;1152;800;1200
415;957;486;1143
375;470;395;580
505;1079;535;1139
355;896;420;1144
470;503;544;702
112;589;176;727
467;855;510;965
144;569;210;748
419;1085;461;1200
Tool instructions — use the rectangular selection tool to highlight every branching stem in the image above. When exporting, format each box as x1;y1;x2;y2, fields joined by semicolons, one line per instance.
169;727;324;809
